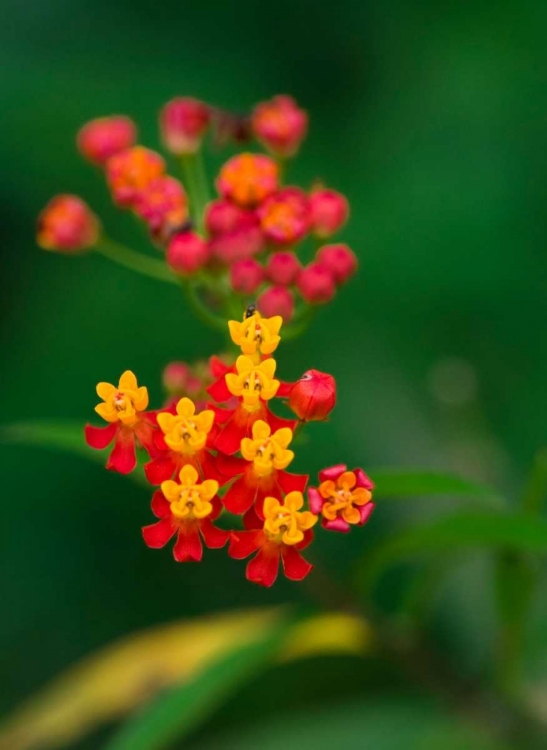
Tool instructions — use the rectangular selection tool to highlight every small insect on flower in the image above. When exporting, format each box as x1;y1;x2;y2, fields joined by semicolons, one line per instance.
228;492;317;587
84;371;158;474
308;465;375;532
37;195;100;253
142;465;229;562
77;116;137;166
252;95;308;158
227;309;283;359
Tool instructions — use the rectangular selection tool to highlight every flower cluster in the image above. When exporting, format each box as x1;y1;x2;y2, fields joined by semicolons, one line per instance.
37;93;358;328
84;310;375;586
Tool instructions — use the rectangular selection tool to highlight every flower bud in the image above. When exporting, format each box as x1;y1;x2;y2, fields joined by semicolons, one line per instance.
252;95;308;158
316;244;357;284
258;187;310;245
230;258;265;295
160;97;211;154
167;231;210;275
133;176;188;240
106;146;165;207
288;369;336;422
162;362;191;393
296;262;336;304
266;251;301;286
77;116;137;166
209;225;264;265
309;188;349;238
258;285;295;321
37;195;99;253
216;153;278;208
204;199;255;236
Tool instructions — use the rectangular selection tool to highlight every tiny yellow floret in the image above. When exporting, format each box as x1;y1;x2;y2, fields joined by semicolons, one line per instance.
161;464;219;521
319;471;372;525
225;355;280;411
95;370;148;426
157;397;214;454
240;420;294;477
228;311;282;359
263;492;317;546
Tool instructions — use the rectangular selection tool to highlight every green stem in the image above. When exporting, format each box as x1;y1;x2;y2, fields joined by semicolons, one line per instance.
180;153;209;232
180;281;228;333
94;237;178;285
522;447;547;516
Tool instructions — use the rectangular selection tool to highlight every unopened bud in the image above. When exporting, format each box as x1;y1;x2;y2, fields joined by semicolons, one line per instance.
288;369;336;422
37;195;99;253
230;258;265;295
167;231;210;275
160;97;211;154
252;95;308;158
77;116;137;166
316;244;357;284
296;262;336;304
309;188;349;238
258;285;295;321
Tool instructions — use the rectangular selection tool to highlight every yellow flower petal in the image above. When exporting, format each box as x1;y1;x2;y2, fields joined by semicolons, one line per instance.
298;511;318;530
252;420;271;441
161;480;180;501
195;410;214;434
157;412;177;433
284;491;304;512
178;464;199;485
176;398;195;419
273;427;292;449
200;479;220;501
263;496;281;519
133;386;149;412
95;402;118;423
96;382;116;401
118;371;138;391
235;355;255;375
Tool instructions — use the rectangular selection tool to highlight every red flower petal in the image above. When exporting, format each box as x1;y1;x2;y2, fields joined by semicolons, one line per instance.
355;468;375;491
228;529;263;559
142;517;177;548
206;376;232;403
107;428;137;474
173;523;203;562
276;380;294;398
199;450;228;485
358;502;375;525
215;452;247;480
266;410;298;434
214;416;246;455
84;422;117;449
277;471;308;495
243;505;263;529
151;489;171;518
322;517;350;533
318;464;347;483
199;517;230;549
247;545;280;587
222;474;257;514
307;487;323;515
281;545;313;581
209;356;233;378
144;453;177;485
135;419;160;458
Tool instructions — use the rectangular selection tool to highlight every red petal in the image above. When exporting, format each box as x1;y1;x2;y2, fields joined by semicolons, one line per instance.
323;517;350;533
243;505;263;529
223;474;257;515
296;528;315;550
281;546;313;581
173;523;203;562
144;453;177;485
307;487;324;515
198;450;230;486
199;517;230;549
318;464;347;483
278;471;308;495
84;422;117;450
207;376;232;403
276;381;294;398
355;468;375;491
142;517;177;548
107;429;137;474
207;403;234;424
215;452;247;480
247;545;280;587
151;489;171;518
214;418;246;455
209;356;233;378
358;502;375;525
135;420;160;458
266;410;298;434
228;529;263;559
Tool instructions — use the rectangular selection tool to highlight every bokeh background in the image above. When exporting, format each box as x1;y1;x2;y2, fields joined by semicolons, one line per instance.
1;0;547;747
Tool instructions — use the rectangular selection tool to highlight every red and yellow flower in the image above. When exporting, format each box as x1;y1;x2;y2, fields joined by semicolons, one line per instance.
216;153;278;208
308;464;375;532
37;195;99;253
106;146;165;207
84;370;157;474
251;95;308;158
228;492;317;587
228;310;282;360
142;465;228;562
258;187;310;246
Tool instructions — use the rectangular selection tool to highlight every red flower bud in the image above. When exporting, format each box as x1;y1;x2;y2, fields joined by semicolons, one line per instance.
296;262;336;304
167;231;210;275
162;362;191;393
134;176;188;240
266;251;301;286
77;116;137;166
230;258;265;295
204;199;256;236
216;153;278;208
37;195;99;253
258;285;295;321
160;97;211;154
288;369;336;422
259;187;310;245
106;146;165;207
252;95;308;158
309;188;349;238
209;225;264;265
316;244;357;284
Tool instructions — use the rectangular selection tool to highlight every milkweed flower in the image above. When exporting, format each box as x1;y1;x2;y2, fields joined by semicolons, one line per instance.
259;187;310;246
217;420;306;517
84;370;157;474
316;244;358;285
205;199;255;236
77;116;137;165
225;356;280;410
133;176;188;240
142;465;228;562
309;188;349;238
228;310;282;359
160;97;211;155
308;465;375;532
252;95;308;158
37;195;99;253
287;369;336;422
216;153;278;208
144;397;219;484
106;146;165;207
228;492;317;587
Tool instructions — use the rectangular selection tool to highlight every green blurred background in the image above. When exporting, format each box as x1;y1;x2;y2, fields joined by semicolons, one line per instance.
1;0;547;747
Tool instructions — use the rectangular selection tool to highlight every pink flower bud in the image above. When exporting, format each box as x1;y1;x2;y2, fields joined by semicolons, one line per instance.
77;116;137;166
309;188;349;238
230;258;265;295
316;244;357;284
288;370;336;422
167;231;210;275
209;224;264;265
204;199;256;236
106;146;165;207
37;195;99;253
216;153;279;208
134;176;188;240
266;251;302;286
259;187;310;245
258;286;295;321
252;95;308;158
160;97;211;154
162;362;191;393
296;262;336;304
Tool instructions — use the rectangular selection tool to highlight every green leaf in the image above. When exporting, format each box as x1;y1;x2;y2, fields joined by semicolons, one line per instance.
104;618;293;750
357;512;547;595
370;468;502;506
0;421;148;487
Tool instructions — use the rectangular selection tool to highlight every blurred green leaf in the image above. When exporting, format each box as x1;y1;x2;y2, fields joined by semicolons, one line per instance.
104;618;293;750
370;468;502;506
357;512;547;595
